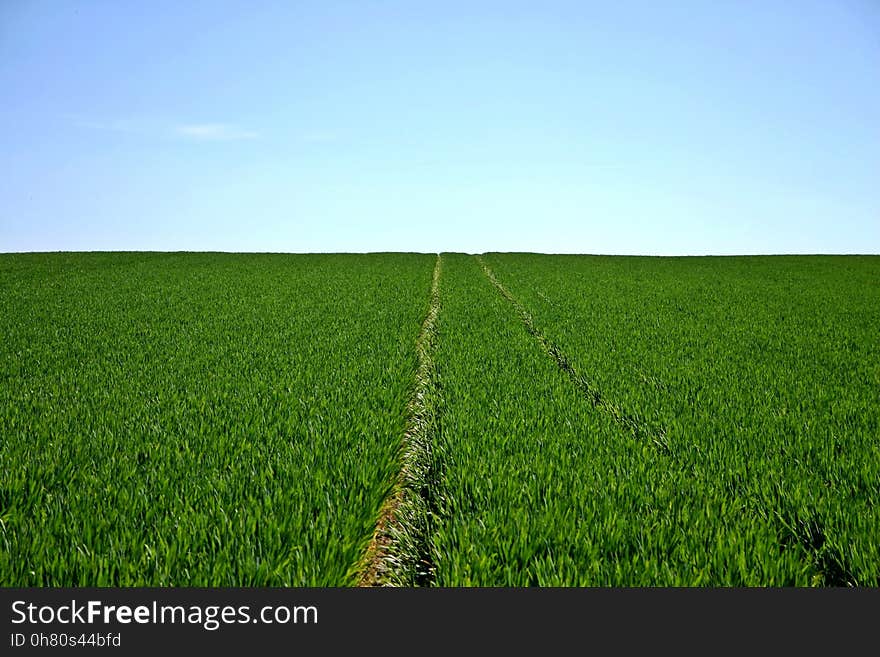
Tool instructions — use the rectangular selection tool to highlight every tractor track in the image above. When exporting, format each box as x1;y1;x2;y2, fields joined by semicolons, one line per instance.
477;255;671;453
354;254;442;586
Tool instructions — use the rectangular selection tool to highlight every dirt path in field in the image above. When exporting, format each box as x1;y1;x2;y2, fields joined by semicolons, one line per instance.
476;255;670;453
355;254;442;587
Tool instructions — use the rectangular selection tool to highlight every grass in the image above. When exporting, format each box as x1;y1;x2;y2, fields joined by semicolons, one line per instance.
0;252;435;585
2;251;877;585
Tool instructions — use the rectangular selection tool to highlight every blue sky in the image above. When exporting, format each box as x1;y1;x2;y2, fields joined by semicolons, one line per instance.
2;1;878;254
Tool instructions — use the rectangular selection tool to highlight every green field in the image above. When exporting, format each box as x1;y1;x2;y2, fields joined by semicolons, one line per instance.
0;253;435;585
1;252;878;586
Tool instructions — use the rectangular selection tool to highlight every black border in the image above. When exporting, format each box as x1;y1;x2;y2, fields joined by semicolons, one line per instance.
2;587;877;653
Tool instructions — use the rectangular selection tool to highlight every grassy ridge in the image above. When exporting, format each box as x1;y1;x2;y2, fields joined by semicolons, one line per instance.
357;255;442;586
0;252;435;585
483;254;880;585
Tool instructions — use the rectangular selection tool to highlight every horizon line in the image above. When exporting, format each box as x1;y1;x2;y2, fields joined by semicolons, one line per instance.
2;250;879;258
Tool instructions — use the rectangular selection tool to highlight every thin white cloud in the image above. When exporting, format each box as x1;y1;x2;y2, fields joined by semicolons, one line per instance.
67;116;259;142
176;123;259;141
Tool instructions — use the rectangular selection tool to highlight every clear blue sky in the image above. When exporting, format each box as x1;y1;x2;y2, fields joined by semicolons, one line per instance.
2;1;878;254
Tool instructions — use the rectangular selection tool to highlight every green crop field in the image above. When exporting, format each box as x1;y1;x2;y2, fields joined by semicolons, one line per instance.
1;252;878;586
479;253;880;585
0;252;435;585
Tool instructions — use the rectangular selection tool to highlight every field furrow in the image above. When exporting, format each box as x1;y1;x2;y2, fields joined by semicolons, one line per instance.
477;256;670;452
356;254;442;586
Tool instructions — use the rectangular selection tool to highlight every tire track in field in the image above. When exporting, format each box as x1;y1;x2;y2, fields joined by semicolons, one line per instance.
476;256;671;453
528;284;675;395
355;254;442;586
